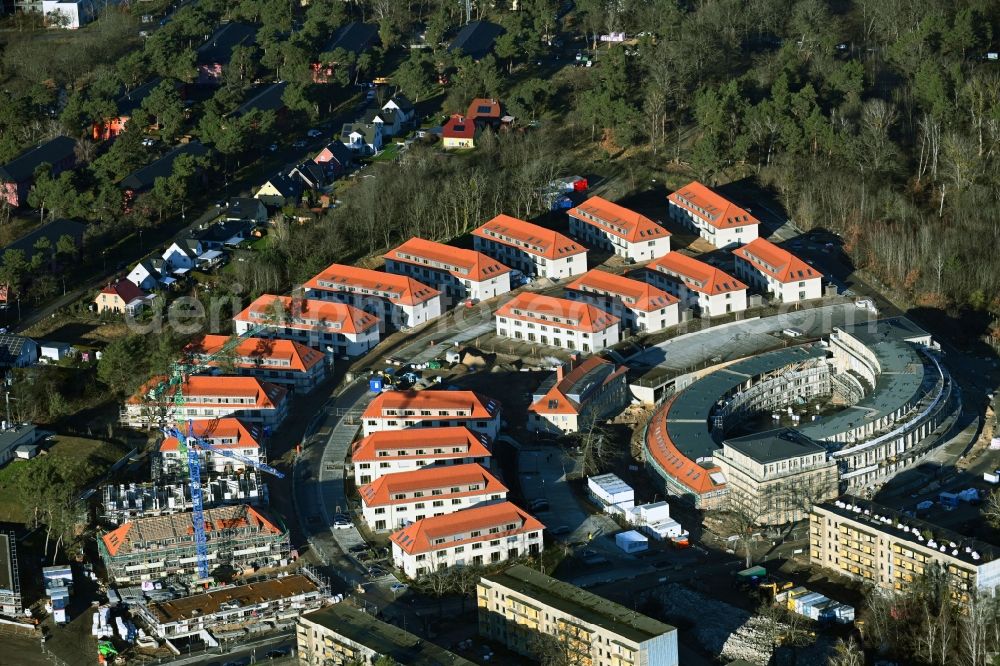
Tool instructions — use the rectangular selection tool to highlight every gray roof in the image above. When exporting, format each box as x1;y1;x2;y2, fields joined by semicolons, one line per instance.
0;335;35;366
666;345;829;461
119;142;208;192
448;20;504;60
230;82;287;118
483;565;676;644
0;136;76;183
300;604;474;665
4;218;84;260
322;21;379;55
724;427;826;464
341;122;378;144
261;173;301;199
0;425;37;455
799;318;933;442
318;141;353;166
227;197;265;219
196;22;258;65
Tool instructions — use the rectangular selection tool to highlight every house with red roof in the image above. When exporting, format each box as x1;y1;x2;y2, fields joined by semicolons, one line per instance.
361;389;502;438
472;214;588;280
157;417;262;476
351;426;493;485
495;292;621;353
389;501;543;577
567;195;671;262
184;334;328;393
94;279;147;315
733;237;824;303
528;356;629;435
667;181;760;248
122;375;289;429
233;294;380;358
442;114;477;149
646;251;747;317
565;269;680;333
384;237;511;306
304;263;443;331
465;98;502;129
359;463;507;531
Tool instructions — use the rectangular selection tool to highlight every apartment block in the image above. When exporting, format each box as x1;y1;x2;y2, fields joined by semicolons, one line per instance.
810;497;1000;603
384;237;512;305
495;292;621;352
645;251;747;317
713;428;838;525
351;426;493;485
303;263;443;330
157;417;262;477
390;502;544;578
297;603;475;666
472;214;588;280
733;237;823;303
361;390;502;438
528;356;629;435
122;376;288;429
232;294;380;358
567;195;671;262
183;334;328;393
360;463;507;531
666;181;759;248
135;572;326;639
101;475;265;523
478;565;679;666
98;505;289;584
565;269;680;333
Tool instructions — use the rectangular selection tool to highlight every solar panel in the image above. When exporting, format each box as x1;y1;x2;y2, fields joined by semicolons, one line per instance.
477;105;492;114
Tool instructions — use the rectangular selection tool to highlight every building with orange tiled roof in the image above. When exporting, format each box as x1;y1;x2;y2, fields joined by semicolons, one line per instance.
361;390;502;438
389;501;543;577
121;375;289;429
733;237;824;303
565;269;680;333
567;195;671;262
495;292;621;352
157;417;262;476
442;114;477;149
466;98;502;127
360;463;507;531
384;237;512;306
232;294;380;358
528;356;629;435
472;214;588;280
303;263;443;331
184;334;328;393
645;251;747;317
98;504;289;584
667;181;760;248
351;426;493;485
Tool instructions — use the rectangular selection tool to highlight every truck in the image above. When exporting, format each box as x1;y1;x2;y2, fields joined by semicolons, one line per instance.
735;565;768;586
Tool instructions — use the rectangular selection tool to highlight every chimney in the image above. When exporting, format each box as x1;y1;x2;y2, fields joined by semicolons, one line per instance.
556;363;565;382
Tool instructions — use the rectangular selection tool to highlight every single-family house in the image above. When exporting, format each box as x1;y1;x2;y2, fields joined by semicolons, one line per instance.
0;335;38;369
38;341;73;363
118;141;209;199
255;173;302;208
226;197;268;225
340;123;382;154
382;95;416;128
288;162;328;191
92;78;161;141
195;22;259;86
360;105;402;138
448;20;504;61
194;219;255;250
161;238;203;273
442;114;476;149
311;21;379;83
94;280;147;316
313;141;354;176
126;258;163;291
0;136;76;207
466;98;502;129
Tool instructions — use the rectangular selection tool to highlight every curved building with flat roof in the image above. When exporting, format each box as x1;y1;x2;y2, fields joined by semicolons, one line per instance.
642;318;959;512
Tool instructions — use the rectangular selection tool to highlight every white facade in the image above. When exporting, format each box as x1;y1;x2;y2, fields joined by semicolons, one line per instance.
566;196;671;262
495;294;621;353
587;473;635;511
565;270;680;334
126;263;159;290
494;313;619;352
645;255;749;318
666;183;760;249
233;315;377;359
734;257;823;303
568;216;670;262
384;238;512;306
161;241;201;271
304;265;443;331
385;257;511;304
473;234;586;280
360;391;502;439
566;287;679;332
472;215;588;280
43;0;103;29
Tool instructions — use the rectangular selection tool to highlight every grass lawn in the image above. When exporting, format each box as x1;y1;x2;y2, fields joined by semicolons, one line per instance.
0;435;127;523
370;143;401;162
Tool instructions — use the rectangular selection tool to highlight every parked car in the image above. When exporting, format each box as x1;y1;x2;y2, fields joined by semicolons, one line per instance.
141;137;156;147
349;543;369;553
390;582;408;593
332;519;351;529
307;129;323;138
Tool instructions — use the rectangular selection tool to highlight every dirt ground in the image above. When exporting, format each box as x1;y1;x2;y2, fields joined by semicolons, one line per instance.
23;315;129;350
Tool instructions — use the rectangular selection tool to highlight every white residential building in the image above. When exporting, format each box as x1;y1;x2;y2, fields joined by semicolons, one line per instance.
232;294;380;358
667;181;760;248
567;195;671;262
495;292;621;353
360;463;507;532
351;426;493;486
157;417;262;476
390;502;544;578
646;251;748;317
565;269;680;333
384;237;511;306
472;214;588;280
304;263;443;331
527;356;629;435
361;390;502;438
122;376;288;429
183;334;328;393
733;237;824;303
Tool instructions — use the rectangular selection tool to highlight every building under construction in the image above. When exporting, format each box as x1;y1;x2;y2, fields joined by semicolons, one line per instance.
101;474;266;524
99;505;289;585
134;570;329;639
0;531;22;618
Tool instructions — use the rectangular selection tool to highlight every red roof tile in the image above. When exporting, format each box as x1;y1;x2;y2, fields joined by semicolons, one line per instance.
667;181;760;229
362;390;501;420
472;214;586;260
495;292;619;333
184;335;325;372
385;237;510;282
304;264;440;306
733;237;823;283
159;417;260;452
359;463;506;507
233;294;379;334
351;426;492;462
568;196;669;243
566;269;678;312
442;114;476;139
647;252;747;295
389;501;543;555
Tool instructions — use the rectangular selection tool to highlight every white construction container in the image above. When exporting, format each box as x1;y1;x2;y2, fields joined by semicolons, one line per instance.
985;472;999;484
588;473;635;511
615;530;648;554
